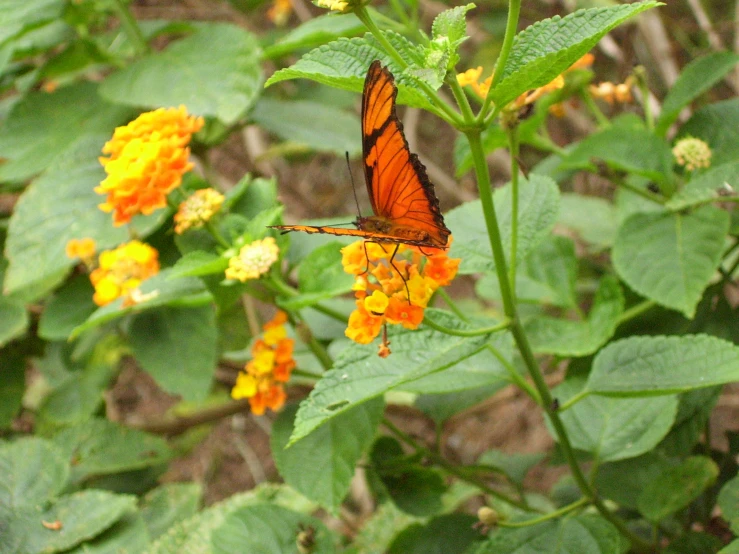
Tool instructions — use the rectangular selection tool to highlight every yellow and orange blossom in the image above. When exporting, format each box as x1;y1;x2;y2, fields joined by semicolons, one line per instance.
89;240;159;306
96;106;204;226
65;238;96;266
174;188;225;234
232;311;296;415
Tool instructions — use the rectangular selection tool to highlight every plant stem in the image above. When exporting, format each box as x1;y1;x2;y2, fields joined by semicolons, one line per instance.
506;127;520;297
129;398;252;436
617;300;656;325
490;0;521;90
579;90;611;128
435;288;469;322
498;497;589;527
109;0;149;56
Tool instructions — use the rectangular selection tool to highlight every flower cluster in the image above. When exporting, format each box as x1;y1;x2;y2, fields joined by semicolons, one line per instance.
589;76;634;105
225;237;280;282
89;240;160;306
232;311;296;415
65;237;97;267
267;0;292;25
672;137;712;171
341;239;459;356
173;188;225;234
96;106;204;226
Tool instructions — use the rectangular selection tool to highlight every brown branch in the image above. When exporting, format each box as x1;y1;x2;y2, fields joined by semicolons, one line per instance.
127;398;252;436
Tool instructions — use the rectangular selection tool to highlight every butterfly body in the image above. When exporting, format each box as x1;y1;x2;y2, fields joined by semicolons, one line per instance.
272;60;450;249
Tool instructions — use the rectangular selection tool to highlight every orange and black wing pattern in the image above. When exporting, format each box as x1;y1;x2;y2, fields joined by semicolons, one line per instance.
272;60;450;248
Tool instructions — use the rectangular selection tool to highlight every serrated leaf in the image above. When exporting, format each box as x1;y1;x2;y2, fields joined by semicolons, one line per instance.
558;193;617;251
679;98;739;166
477;514;625;554
290;310;491;443
265;33;433;110
38;275;97;340
447;174;560;273
658;387;721;456
490;2;659;107
613;206;728;317
718;476;739;535
251;97;361;156
595;452;675;510
262;13;364;59
271;400;382;513
64;512;150;554
3;134;161;299
585;334;739;396
666;161;739;211
656;52;739;136
0;82;131;183
52;419;172;484
140;483;202;540
0;437;69;509
525;275;623;357
100;24;262;125
212;504;337;554
129;306;217;401
552;378;677;463
387;513;481;554
637;456;718;521
432;4;474;44
169;251;229;279
721;541;739;554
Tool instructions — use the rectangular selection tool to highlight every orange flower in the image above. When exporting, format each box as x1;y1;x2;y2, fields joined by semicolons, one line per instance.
65;238;96;266
96;106;204;226
267;0;292;25
340;238;459;355
174;188;224;234
231;311;296;415
89;240;159;306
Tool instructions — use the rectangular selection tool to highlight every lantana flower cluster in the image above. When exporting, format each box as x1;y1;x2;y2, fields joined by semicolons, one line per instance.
341;239;460;356
96;106;204;226
173;187;225;234
232;311;296;415
225;237;280;282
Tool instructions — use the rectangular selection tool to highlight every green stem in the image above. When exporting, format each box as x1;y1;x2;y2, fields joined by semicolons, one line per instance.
578;90;611;128
555;390;589;413
617;300;656;325
498;497;589;528
490;0;521;90
446;72;477;125
485;344;540;403
435;288;469;322
205;221;231;249
109;0;149;55
608;173;665;205
284;310;333;371
423;315;510;337
506;127;520;297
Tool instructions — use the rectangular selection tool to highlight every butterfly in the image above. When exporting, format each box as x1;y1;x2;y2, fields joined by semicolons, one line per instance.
271;60;451;250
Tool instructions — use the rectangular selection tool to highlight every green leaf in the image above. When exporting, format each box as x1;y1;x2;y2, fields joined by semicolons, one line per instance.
0;82;130;184
666;161;739;211
0;0;65;45
637;456;718;521
448;174;560;273
595;452;675;510
140;483;203;540
352;502;417;554
100;23;262;125
0;437;69;509
129;306;217;402
664;531;723;554
415;384;506;423
552;378;677;463
613;206;729;317
169;251;229;279
558;193;617;251
680;98;739;166
428;4;475;71
490;2;660;107
3;134;160;299
658;387;721;456
212;505;337;554
656;52;739;136
71;270;212;337
251;97;361;156
262;13;364;59
271;400;383;513
52;419;172;484
146;483;316;554
525;275;624;357
718;475;739;535
0;351;25;428
477;514;625;554
721;541;739;554
477;450;546;486
432;4;474;45
586;334;739;396
64;512;150;554
290;309;491;443
387;513;481;554
265;33;433;110
5;491;137;554
0;295;27;346
38;275;97;340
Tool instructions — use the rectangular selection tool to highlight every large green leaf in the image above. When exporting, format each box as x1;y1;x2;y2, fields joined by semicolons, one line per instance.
0;0;65;45
139;483;203;540
525;275;623;357
553;378;677;463
666;161;739;211
490;2;659;107
262;13;364;59
387;513;481;554
251;98;361;156
0;437;69;509
595;452;675;510
718;475;739;535
64;512;150;554
100;23;262;125
656;52;739;136
0;82;130;184
38;275;97;340
658;387;721;456
613;206;728;317
585;334;739;396
0;352;25;428
637;456;718;521
0;296;27;346
129;305;218;401
477;514;625;554
447;174;560;274
3;134;161;299
290;310;492;443
679;98;739;166
271;400;382;513
557;193;617;251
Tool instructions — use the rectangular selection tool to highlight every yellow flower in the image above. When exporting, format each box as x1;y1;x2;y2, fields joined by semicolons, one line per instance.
673;137;712;172
267;0;292;25
314;0;350;12
96;106;204;226
364;290;389;315
65;238;96;266
89;240;159;306
225;237;279;282
173;188;225;234
457;67;492;99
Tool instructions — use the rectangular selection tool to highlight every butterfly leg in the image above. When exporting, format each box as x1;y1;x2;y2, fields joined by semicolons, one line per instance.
386;244;411;304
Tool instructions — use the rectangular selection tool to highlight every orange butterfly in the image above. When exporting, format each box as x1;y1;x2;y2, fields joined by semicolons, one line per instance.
272;60;451;249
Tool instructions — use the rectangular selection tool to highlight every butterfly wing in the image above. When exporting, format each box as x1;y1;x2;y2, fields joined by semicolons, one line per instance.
361;60;450;248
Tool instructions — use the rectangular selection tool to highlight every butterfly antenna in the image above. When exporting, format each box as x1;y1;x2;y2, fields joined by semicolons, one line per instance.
346;151;363;218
